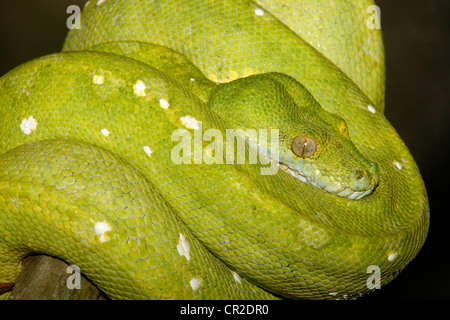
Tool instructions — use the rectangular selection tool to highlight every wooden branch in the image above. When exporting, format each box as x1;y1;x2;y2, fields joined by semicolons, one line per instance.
9;255;105;300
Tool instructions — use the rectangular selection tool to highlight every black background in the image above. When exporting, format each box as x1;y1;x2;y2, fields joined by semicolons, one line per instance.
0;0;448;300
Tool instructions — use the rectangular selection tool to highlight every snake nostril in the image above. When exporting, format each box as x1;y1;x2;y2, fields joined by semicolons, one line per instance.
349;170;371;191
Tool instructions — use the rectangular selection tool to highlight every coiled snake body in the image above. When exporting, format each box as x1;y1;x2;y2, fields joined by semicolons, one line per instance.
0;0;429;299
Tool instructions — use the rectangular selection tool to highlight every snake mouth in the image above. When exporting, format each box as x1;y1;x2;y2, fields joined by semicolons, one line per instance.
269;158;378;200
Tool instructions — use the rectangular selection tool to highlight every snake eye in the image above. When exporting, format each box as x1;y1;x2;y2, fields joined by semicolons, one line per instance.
291;136;317;158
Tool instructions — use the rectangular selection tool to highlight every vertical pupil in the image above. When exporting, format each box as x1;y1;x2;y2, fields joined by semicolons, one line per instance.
292;135;317;158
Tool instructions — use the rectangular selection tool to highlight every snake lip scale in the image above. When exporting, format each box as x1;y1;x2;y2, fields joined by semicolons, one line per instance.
271;157;378;200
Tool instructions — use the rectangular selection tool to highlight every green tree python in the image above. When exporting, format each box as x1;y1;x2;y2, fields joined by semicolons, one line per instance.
0;0;429;299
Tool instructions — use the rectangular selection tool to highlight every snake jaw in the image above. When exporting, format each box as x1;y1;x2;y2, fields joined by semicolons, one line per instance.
271;151;378;200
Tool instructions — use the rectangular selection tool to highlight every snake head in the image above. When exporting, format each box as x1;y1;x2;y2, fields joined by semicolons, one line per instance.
208;72;379;199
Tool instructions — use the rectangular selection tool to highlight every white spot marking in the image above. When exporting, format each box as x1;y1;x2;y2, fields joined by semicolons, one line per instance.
255;8;264;16
159;98;170;109
180;116;200;130
133;80;146;97
20;116;38;135
393;160;402;170
100;128;110;137
232;271;242;285
388;252;398;262
190;78;195;82
94;221;112;243
329;292;339;297
143;146;153;157
93;74;104;85
367;105;376;114
183;26;192;36
190;277;202;291
97;0;106;6
176;233;190;261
